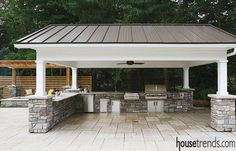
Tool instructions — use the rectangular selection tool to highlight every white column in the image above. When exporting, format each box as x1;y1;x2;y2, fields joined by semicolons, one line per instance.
183;67;189;89
71;67;77;89
35;60;46;96
217;60;228;96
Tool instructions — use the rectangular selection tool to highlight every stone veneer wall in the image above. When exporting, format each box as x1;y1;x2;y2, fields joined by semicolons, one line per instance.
29;97;53;133
8;86;21;97
121;93;147;113
93;91;192;113
29;94;79;133
94;93;123;113
164;90;193;112
1;98;28;107
93;93;147;113
210;97;235;132
53;96;77;124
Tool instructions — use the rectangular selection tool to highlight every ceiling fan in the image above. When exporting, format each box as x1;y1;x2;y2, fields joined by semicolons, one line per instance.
117;61;144;65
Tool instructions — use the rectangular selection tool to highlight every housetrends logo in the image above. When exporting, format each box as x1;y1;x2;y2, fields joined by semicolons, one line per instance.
176;137;236;151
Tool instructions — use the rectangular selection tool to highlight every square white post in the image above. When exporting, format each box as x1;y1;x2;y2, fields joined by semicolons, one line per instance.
183;67;189;89
35;60;46;96
71;67;77;89
217;60;228;96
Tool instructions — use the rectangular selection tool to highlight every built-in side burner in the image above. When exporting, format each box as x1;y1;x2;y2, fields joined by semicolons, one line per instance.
124;93;139;100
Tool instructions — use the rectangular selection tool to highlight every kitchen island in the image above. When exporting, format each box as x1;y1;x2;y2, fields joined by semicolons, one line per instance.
27;89;194;133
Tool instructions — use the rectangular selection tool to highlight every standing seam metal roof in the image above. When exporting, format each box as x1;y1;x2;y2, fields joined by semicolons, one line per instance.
16;24;236;44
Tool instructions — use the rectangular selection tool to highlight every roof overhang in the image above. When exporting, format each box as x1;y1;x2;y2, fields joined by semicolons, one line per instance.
14;24;236;68
14;43;235;68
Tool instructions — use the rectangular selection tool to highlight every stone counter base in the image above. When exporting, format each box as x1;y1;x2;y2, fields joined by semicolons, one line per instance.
29;95;78;133
210;98;235;132
29;99;53;133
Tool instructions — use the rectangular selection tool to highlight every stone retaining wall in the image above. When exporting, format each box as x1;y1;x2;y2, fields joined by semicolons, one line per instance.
1;98;28;107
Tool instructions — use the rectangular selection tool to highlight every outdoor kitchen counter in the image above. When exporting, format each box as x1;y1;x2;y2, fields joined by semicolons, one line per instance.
77;92;125;95
64;89;193;113
52;92;79;102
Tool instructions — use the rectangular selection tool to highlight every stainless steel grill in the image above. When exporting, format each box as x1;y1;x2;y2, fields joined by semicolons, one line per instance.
145;85;167;100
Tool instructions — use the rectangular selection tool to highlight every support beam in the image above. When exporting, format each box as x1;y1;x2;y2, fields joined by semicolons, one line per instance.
66;67;71;86
183;67;189;89
71;67;77;89
12;68;16;86
217;60;228;96
35;60;46;96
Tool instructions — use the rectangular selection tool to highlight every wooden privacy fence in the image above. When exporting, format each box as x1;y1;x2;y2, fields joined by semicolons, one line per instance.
0;76;92;98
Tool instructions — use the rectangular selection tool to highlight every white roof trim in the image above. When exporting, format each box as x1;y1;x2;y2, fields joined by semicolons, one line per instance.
14;43;236;49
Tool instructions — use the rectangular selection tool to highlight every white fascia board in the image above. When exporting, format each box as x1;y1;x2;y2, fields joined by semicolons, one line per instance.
36;47;227;61
14;43;236;49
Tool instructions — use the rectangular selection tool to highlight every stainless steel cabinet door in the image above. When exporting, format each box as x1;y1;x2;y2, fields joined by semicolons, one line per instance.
111;100;120;113
83;95;94;112
156;100;164;112
100;99;108;112
147;101;156;112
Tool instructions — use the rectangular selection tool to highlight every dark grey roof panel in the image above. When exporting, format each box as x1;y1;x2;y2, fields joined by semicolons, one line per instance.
16;24;236;44
59;26;87;43
118;26;132;42
30;26;65;43
45;26;76;43
103;26;119;42
88;26;109;42
143;26;162;42
155;26;176;42
132;26;147;42
164;26;190;42
74;26;98;42
178;26;204;42
186;26;218;42
21;25;55;43
201;26;235;42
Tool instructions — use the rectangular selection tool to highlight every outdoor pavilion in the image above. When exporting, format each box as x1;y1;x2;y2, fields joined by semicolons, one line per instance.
14;24;236;132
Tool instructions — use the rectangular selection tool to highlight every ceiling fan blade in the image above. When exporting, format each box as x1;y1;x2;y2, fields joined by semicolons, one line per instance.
134;63;144;65
117;63;127;65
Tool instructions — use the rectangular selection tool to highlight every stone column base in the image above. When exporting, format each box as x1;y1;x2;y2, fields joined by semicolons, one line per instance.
208;94;236;132
28;96;54;133
8;86;21;97
0;86;3;99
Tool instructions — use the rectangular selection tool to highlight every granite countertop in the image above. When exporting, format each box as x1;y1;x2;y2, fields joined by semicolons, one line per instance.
1;97;29;101
77;91;125;95
52;92;79;102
